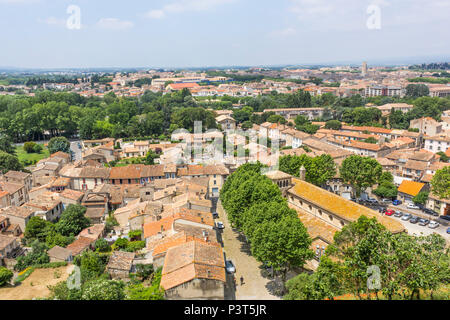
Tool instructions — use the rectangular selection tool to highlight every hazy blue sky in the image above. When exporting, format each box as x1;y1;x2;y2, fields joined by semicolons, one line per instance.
1;0;449;68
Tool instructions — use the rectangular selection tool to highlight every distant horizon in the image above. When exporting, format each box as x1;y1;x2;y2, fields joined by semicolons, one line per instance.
1;55;449;73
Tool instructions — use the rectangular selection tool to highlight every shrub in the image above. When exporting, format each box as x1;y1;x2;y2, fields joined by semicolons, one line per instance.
0;266;13;287
23;142;37;154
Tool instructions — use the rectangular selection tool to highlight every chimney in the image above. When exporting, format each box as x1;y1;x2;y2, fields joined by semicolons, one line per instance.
299;166;306;181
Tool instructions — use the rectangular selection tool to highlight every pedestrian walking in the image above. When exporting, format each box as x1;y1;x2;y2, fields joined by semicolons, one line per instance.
240;276;244;286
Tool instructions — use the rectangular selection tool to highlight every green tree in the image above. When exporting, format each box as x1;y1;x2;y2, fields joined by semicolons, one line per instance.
25;216;52;242
431;166;450;199
14;240;49;271
413;191;429;205
81;279;125;300
340;155;382;197
436;151;449;163
0;135;16;155
250;215;314;294
94;238;111;253
48;136;70;154
23;141;37;153
55;204;90;237
406;84;430;98
0;267;13;287
324;120;342;130
0;151;23;173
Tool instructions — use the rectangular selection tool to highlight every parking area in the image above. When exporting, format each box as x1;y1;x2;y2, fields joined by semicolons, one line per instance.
354;200;449;239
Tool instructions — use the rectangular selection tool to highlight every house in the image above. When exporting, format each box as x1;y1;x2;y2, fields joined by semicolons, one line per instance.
0;234;21;260
32;163;61;187
66;236;95;256
410;117;443;136
326;138;392;158
0;181;29;207
216;115;236;131
424;134;450;154
286;177;404;244
47;246;73;263
58;189;85;209
397;180;427;203
3;171;32;194
24;192;63;222
426;193;450;216
160;241;226;300
0;206;35;234
78;224;106;242
106;251;136;280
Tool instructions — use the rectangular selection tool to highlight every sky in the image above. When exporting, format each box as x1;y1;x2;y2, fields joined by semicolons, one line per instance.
0;0;449;69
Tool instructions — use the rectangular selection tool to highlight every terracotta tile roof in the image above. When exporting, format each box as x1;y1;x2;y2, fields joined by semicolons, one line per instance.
59;189;85;201
404;160;428;171
79;167;110;179
398;180;425;197
0;234;17;250
288;203;338;244
78;224;105;240
288;178;404;233
160;241;225;290
143;216;175;238
66;236;94;256
48;177;71;187
85;207;105;219
4;170;30;180
47;246;72;260
0;206;35;219
50;151;71;160
107;251;135;271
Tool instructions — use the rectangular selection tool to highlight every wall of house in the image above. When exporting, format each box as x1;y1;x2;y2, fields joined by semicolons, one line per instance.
164;278;225;300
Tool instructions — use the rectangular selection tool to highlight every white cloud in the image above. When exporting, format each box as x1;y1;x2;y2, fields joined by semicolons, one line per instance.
146;9;165;19
144;0;236;19
96;18;134;30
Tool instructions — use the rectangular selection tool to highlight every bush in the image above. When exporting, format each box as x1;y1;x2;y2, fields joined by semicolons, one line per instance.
14;267;35;285
0;266;14;287
125;241;146;252
23;142;37;154
94;238;111;253
33;144;43;154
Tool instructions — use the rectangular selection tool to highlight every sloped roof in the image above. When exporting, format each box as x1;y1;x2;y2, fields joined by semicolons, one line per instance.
398;180;425;197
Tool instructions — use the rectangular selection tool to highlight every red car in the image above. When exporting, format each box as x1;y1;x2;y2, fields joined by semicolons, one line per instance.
385;209;395;216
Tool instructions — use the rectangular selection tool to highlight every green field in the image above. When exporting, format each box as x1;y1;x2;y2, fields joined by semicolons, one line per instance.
15;144;50;166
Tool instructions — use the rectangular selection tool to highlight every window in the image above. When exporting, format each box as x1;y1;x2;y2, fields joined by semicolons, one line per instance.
329;215;333;221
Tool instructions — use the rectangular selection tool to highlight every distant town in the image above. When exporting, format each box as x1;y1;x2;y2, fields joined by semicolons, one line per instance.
0;61;449;301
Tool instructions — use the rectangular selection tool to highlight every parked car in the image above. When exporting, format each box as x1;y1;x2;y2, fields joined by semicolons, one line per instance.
428;221;439;229
385;209;395;216
394;211;403;218
225;260;236;274
409;216;419;224
401;213;412;221
381;199;392;204
423;208;435;215
418;219;430;226
216;221;224;229
392;200;402;206
440;215;450;222
212;212;219;219
407;203;420;210
447;227;450;234
367;198;378;204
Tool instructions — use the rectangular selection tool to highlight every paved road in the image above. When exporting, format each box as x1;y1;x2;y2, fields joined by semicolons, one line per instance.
70;141;82;161
216;201;280;300
389;214;449;239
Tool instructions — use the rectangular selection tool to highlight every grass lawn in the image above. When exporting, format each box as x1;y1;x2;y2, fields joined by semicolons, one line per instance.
15;145;50;166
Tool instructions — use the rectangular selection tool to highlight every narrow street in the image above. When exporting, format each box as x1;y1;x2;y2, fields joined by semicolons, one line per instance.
216;200;281;300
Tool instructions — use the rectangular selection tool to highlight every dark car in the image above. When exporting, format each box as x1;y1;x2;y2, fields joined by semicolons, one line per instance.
440;215;450;222
409;216;419;224
367;198;378;204
392;199;402;206
212;212;219;219
418;219;430;226
225;260;236;274
447;227;450;234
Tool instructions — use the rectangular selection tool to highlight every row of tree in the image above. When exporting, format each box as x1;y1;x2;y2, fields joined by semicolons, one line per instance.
220;162;314;295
